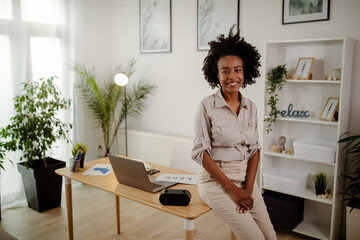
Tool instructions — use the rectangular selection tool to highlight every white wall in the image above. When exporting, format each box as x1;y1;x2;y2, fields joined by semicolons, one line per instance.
110;0;213;138
74;0;114;159
75;0;360;170
74;1;360;237
107;0;360;140
75;0;360;160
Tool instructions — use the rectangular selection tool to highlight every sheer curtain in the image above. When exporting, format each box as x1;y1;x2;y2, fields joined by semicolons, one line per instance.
0;0;75;210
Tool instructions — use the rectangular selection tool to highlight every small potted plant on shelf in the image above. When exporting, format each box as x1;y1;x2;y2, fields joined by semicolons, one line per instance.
71;143;87;168
338;131;360;240
313;171;328;195
0;76;72;212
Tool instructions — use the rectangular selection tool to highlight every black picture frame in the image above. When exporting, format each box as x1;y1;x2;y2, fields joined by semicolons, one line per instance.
140;0;172;53
282;0;330;25
197;0;239;51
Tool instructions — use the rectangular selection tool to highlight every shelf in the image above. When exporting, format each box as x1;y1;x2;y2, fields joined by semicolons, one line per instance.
262;186;333;205
285;79;341;84
266;37;346;44
262;37;353;240
263;151;336;166
293;221;330;240
264;116;338;126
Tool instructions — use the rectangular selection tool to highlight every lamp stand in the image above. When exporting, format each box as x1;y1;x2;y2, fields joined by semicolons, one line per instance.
124;86;128;157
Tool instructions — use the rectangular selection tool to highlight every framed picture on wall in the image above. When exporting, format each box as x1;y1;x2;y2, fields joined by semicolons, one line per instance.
282;0;330;24
197;0;239;51
320;97;339;121
140;0;172;53
294;57;315;80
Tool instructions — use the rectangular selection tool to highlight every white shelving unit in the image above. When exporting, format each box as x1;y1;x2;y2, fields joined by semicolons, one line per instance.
260;38;354;240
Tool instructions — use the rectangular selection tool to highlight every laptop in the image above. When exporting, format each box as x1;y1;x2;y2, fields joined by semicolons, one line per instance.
108;154;176;193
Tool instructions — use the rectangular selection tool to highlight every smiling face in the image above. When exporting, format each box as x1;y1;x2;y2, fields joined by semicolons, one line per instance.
217;55;244;95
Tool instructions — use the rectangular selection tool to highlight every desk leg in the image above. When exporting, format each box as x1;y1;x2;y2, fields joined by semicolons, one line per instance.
64;177;74;240
230;230;237;240
115;195;120;234
184;219;194;240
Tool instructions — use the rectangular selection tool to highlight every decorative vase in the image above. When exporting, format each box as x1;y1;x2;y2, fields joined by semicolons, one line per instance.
315;185;326;195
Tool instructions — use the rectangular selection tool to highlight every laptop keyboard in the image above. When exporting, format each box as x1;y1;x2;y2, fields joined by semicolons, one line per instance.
151;182;163;189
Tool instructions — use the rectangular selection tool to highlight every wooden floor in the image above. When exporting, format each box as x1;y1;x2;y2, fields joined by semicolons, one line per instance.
0;184;315;240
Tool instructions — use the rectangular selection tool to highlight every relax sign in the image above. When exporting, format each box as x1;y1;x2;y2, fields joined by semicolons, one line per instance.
277;104;309;118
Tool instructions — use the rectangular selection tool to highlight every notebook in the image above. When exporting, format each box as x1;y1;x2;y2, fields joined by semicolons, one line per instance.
107;154;176;193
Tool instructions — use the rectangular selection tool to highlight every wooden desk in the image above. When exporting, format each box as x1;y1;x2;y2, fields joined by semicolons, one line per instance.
55;158;211;240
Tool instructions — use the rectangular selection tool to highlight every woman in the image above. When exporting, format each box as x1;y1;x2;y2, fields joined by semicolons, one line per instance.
192;28;277;240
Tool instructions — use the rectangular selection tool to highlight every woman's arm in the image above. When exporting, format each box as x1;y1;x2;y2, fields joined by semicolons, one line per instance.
244;149;259;193
235;149;259;213
202;150;254;211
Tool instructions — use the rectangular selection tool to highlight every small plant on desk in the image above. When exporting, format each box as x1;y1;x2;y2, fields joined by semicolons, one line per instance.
71;143;87;168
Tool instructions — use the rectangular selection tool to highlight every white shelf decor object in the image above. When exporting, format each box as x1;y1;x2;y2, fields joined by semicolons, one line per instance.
260;37;354;240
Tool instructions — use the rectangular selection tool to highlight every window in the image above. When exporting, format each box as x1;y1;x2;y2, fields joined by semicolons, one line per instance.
0;35;13;124
0;0;71;210
30;36;61;81
21;0;62;24
0;0;12;19
0;0;64;83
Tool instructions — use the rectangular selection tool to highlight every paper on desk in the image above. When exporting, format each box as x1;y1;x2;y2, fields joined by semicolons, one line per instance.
82;164;113;176
155;174;199;185
132;158;152;169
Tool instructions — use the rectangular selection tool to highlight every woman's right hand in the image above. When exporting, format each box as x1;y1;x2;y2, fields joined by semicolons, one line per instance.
228;186;254;212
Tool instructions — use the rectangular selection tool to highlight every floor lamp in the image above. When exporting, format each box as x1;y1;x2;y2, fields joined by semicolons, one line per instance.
114;73;128;156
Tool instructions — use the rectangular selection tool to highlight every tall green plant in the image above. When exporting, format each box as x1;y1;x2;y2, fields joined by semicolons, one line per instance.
72;59;156;156
264;64;287;133
0;77;72;167
339;131;360;211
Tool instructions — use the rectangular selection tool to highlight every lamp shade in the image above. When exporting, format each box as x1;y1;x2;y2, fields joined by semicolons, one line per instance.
114;73;129;86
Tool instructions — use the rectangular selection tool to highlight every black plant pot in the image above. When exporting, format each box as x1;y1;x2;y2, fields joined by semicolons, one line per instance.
315;185;326;195
80;155;85;168
17;158;66;212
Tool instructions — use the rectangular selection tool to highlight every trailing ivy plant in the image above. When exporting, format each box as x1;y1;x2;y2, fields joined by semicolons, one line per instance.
264;64;287;133
0;77;72;168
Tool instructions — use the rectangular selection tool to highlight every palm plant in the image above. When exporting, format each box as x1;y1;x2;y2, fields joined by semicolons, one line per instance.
339;131;360;211
72;59;156;156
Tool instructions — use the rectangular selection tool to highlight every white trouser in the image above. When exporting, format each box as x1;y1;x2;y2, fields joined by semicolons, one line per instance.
198;160;277;240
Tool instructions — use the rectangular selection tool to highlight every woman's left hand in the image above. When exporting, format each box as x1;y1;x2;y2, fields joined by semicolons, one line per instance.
237;205;249;213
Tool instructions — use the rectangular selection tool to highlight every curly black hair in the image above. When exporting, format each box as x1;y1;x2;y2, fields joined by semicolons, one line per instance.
202;27;261;89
